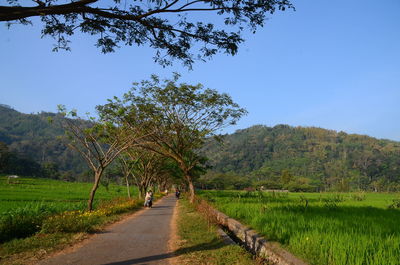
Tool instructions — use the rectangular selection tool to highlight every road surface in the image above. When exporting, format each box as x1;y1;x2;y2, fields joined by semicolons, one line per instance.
40;195;177;265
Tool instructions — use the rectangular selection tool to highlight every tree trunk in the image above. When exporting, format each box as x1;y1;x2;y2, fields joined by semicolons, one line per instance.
186;175;195;203
125;174;131;199
88;170;103;211
138;185;146;199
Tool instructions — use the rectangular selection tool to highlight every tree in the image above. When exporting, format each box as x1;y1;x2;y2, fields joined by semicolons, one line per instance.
98;74;246;202
1;0;293;67
58;107;143;211
124;147;169;199
117;154;134;199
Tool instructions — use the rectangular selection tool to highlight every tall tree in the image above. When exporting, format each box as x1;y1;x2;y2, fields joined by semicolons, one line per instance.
58;106;143;211
1;0;293;67
98;74;246;202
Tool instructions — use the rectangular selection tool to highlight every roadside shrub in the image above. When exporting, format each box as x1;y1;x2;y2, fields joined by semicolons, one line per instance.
0;205;54;243
1;197;144;242
388;199;400;209
41;211;101;233
0;212;43;243
98;198;142;215
42;198;143;233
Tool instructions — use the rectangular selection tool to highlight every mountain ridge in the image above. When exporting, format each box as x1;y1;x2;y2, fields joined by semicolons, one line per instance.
1;105;400;191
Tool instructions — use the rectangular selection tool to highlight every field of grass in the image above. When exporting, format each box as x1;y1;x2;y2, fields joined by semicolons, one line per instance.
199;190;400;265
0;176;138;243
0;176;136;213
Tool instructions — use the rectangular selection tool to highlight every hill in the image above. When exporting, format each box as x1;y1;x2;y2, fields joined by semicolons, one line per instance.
0;104;87;180
201;125;400;192
2;105;400;191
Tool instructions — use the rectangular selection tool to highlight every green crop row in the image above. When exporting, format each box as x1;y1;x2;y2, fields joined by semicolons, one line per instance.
199;190;400;265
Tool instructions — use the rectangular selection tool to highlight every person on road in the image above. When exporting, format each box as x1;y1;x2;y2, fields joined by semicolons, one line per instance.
175;189;180;199
144;190;153;207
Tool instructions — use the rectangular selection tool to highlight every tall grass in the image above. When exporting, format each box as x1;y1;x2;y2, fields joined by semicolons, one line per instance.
200;190;400;265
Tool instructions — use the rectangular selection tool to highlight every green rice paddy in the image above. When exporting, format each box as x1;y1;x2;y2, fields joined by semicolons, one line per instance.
0;176;137;242
199;190;400;265
0;176;136;214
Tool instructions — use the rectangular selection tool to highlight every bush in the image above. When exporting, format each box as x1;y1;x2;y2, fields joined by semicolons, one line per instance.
42;198;143;233
0;212;43;243
388;199;400;209
286;182;315;192
0;205;53;243
41;211;102;233
1;197;144;242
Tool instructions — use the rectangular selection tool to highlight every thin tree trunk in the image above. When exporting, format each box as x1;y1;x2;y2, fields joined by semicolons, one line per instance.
88;169;103;211
138;185;146;199
125;174;131;199
186;175;195;203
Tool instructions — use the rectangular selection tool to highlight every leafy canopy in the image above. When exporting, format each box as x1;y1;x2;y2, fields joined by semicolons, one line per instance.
1;0;293;67
97;74;247;170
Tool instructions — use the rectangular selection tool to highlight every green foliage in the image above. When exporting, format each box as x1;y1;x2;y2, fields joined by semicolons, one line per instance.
41;211;101;234
351;192;366;201
0;105;88;180
98;74;246;201
202;125;400;192
0;208;45;242
388;198;400;209
200;190;400;265
196;172;251;190
2;1;293;68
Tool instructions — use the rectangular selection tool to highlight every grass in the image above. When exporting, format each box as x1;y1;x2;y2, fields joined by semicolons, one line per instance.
0;176;135;212
0;175;151;264
0;198;155;264
0;198;145;264
175;197;256;265
0;176;138;243
199;190;400;265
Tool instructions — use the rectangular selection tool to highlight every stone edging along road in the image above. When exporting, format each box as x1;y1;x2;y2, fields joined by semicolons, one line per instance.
195;198;308;265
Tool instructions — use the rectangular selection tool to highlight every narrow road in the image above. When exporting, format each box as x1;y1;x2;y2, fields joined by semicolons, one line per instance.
40;195;177;265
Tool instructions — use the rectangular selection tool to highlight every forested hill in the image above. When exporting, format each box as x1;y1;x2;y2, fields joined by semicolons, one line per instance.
0;104;87;179
202;125;400;192
2;104;400;191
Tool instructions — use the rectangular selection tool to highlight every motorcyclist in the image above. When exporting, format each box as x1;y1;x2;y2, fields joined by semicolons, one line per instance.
144;190;153;207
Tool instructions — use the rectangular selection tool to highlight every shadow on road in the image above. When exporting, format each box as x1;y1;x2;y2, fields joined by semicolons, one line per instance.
101;239;223;265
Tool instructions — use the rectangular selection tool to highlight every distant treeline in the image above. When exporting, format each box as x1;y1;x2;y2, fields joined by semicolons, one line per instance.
201;125;400;192
0;105;88;180
1;105;400;191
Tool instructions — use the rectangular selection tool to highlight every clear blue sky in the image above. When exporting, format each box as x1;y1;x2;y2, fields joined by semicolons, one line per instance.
1;0;399;140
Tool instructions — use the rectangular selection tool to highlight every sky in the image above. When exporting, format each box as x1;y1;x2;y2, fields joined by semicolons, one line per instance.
1;0;400;141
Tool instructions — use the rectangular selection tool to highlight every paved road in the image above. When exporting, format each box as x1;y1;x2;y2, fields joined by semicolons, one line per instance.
40;195;177;265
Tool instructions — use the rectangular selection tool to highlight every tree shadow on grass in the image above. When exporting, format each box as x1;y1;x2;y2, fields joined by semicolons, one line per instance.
101;238;223;265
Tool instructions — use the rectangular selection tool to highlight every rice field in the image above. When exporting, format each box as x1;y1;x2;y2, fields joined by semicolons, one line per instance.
0;176;138;242
199;190;400;265
0;176;136;213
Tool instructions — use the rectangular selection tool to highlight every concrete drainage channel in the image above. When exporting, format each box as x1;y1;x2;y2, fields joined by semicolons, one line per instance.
195;198;308;265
